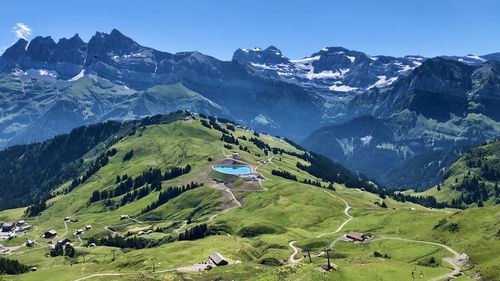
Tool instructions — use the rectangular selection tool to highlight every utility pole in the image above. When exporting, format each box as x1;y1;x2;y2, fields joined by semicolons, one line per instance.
324;247;331;270
304;248;312;263
111;249;116;261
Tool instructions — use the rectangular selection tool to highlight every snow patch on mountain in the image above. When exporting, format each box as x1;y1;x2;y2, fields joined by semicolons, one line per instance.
329;84;358;92
368;75;398;89
69;69;85;81
336;137;355;156
360;135;373;146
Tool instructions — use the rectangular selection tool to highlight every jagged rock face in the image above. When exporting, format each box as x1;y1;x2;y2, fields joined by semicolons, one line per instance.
26;36;57;61
0;30;323;148
304;57;500;189
469;61;500;120
232;45;424;96
54;34;87;64
1;39;28;60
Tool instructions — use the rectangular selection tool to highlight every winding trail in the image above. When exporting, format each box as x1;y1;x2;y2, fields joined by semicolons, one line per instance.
288;241;303;263
73;272;128;281
366;237;461;281
316;191;352;238
288;190;461;281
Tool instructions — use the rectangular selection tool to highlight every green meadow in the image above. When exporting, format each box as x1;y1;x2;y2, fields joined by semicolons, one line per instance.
0;117;498;281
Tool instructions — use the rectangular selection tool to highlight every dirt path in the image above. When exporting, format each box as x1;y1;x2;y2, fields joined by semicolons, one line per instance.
73;272;128;281
73;260;240;280
288;241;304;263
365;237;461;281
316;191;352;238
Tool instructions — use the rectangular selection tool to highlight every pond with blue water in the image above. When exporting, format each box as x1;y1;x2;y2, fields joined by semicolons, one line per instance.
212;164;253;175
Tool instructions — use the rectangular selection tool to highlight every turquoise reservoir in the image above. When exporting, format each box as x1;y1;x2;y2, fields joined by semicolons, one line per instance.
212;164;253;175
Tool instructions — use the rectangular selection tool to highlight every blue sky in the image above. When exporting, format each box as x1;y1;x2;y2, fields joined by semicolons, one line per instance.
1;0;499;60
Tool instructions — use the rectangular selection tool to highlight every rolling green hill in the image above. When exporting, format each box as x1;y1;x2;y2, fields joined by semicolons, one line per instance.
0;114;498;281
414;140;500;207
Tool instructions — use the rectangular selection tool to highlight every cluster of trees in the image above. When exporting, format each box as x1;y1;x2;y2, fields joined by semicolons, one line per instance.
142;182;203;213
89;165;192;204
373;251;390;259
0;257;30;275
50;243;76;258
220;133;239;145
122;150;134;162
417;256;440;267
119;185;154;206
391;193;450;208
271;170;298;181
249;137;270;151
239;145;250;153
69;150;117;192
302;179;322;187
452;174;491;206
25;198;48;217
200;119;212;129
87;235;172;249
178;224;209;241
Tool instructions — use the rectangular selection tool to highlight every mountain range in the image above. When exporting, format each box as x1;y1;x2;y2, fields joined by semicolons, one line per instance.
1;29;500;190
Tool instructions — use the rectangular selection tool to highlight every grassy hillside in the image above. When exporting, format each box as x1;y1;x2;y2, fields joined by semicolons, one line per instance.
415;140;500;207
0;115;498;281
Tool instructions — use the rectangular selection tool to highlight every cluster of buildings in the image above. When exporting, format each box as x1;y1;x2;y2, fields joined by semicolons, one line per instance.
0;220;31;241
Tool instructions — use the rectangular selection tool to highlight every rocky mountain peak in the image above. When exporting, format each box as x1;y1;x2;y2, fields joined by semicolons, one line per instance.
1;39;28;59
26;36;57;61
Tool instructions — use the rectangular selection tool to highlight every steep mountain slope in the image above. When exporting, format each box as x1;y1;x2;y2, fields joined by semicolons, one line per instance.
304;58;500;189
233;46;424;95
0;114;498;281
0;30;323;147
415;140;500;207
0;69;225;148
2;29;500;152
0;113;187;210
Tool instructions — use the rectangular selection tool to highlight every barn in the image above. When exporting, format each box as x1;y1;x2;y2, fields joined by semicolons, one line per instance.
209;252;228;266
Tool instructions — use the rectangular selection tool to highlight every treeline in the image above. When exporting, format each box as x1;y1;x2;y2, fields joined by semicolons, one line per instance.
178;223;209;241
450;174;498;206
69;148;118;192
88;223;212;249
221;133;239;145
87;235;171;249
0;257;30;275
142;182;203;213
392;193;450;209
271;170;298;181
89;165;192;204
250;137;270;151
199;116;234;135
25;198;48;217
122;150;134;162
